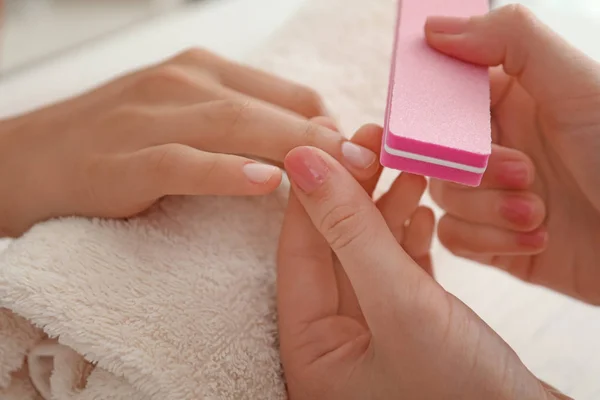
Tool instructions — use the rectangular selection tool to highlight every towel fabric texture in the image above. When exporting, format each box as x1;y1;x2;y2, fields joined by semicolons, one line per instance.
0;0;395;398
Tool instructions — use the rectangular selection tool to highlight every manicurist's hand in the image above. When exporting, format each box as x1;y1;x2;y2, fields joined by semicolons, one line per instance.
277;125;566;400
425;5;600;304
0;49;378;237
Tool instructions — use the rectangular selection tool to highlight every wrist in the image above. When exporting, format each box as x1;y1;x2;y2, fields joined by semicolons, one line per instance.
0;118;26;237
0;116;59;237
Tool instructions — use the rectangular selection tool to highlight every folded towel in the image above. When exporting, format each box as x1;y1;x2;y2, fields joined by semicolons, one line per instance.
0;191;289;399
0;0;395;398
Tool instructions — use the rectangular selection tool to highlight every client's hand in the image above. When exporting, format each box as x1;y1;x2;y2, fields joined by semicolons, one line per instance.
426;5;600;304
277;126;565;399
0;49;378;237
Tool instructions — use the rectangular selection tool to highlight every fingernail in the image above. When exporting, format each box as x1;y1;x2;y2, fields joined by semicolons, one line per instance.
518;229;548;249
285;147;329;193
499;197;535;226
243;163;279;184
426;16;470;35
499;161;532;188
341;141;376;169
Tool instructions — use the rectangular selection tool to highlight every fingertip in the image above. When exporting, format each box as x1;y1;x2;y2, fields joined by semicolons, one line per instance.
354;123;383;137
348;124;384;195
340;141;379;178
284;146;333;195
412;173;429;194
437;214;548;257
425;15;471;36
350;124;383;154
517;227;549;250
498;192;546;232
242;163;283;193
264;169;284;192
284;145;312;166
424;27;466;55
496;160;535;190
395;172;428;196
483;145;536;189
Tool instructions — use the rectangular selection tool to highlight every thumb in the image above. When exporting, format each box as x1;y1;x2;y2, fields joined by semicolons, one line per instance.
284;146;428;334
425;5;600;105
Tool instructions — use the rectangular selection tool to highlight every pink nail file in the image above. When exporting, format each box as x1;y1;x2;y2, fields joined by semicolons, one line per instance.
381;0;491;187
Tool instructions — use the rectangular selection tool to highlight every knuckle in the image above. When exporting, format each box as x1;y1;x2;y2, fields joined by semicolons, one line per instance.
101;105;157;140
196;155;221;188
502;4;535;27
299;121;321;146
494;4;538;76
147;144;185;182
135;65;195;92
206;99;254;135
174;47;215;65
318;202;369;251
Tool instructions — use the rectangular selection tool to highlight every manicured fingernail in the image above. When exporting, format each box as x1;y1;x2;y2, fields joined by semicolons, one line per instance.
243;163;279;184
499;197;535;226
426;16;470;35
518;229;548;248
499;161;532;188
341;142;376;169
285;147;329;193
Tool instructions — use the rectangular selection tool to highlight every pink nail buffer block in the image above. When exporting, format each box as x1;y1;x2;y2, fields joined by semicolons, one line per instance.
381;0;491;187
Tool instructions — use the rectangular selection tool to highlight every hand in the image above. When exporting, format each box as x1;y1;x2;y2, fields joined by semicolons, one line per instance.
0;49;378;237
425;5;600;304
277;126;563;399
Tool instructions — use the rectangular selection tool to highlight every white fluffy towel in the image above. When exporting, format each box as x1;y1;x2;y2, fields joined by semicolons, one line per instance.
0;0;395;398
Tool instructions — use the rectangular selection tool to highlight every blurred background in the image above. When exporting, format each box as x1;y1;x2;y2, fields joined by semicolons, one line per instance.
2;0;600;75
1;0;190;74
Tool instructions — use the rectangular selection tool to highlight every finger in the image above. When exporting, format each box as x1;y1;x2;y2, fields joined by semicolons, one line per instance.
377;173;429;274
284;146;429;335
437;214;548;257
489;66;514;110
425;5;600;105
443;144;535;191
311;118;368;324
403;207;436;276
349;124;384;196
121;144;282;199
430;181;545;232
377;173;428;237
277;192;338;352
480;145;536;189
308;119;385;192
172;49;329;118
310;116;339;132
144;100;379;180
335;124;384;324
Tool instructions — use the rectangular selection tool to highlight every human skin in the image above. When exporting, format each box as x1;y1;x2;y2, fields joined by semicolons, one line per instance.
426;5;600;305
0;49;378;237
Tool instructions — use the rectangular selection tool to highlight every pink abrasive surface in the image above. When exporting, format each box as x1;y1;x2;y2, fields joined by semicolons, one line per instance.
381;0;491;186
